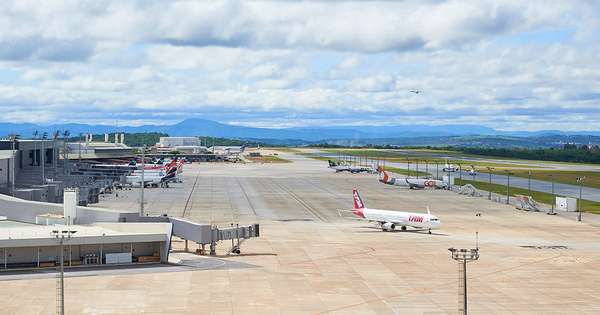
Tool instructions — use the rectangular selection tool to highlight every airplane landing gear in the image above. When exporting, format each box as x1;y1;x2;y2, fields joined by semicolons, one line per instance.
428;229;432;234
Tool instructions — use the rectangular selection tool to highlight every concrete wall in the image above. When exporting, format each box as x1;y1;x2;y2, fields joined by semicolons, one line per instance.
0;193;137;224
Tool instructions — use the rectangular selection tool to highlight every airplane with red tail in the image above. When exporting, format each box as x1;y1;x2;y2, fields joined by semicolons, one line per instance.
344;189;442;233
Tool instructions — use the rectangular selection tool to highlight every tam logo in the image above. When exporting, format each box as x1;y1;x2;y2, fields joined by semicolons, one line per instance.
409;215;423;222
353;191;364;208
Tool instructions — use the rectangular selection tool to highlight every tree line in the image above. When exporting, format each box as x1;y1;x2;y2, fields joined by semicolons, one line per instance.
450;144;600;164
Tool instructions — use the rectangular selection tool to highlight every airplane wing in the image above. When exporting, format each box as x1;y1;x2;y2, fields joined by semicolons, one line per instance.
337;209;367;220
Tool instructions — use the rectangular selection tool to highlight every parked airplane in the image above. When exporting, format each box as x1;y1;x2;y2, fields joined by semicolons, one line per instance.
328;160;374;174
126;159;178;187
442;160;458;172
377;167;447;189
467;166;478;176
92;159;138;169
348;189;441;233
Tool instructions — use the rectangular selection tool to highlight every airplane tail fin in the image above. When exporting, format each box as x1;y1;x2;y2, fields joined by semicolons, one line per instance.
377;167;391;183
352;189;366;218
352;188;365;209
177;159;184;172
165;159;177;174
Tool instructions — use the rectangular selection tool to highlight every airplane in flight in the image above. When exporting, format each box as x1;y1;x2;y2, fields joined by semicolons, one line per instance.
347;189;441;233
377;166;447;189
328;160;374;174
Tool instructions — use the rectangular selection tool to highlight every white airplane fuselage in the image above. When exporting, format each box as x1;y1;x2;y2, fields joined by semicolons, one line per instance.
378;169;446;189
354;207;441;230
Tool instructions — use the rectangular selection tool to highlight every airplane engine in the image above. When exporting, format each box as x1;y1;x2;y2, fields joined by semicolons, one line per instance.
381;222;395;231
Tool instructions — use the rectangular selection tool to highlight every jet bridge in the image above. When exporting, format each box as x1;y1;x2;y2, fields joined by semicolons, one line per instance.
168;217;259;256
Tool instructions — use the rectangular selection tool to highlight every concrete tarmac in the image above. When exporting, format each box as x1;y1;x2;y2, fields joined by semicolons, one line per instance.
2;152;600;314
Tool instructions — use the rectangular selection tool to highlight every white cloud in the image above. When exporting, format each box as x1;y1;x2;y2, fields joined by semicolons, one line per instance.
351;74;395;92
0;0;598;130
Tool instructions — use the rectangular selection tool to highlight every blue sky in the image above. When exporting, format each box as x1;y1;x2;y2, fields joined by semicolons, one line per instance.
0;0;599;131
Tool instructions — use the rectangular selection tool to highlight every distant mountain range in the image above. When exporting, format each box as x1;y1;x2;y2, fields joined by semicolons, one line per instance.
1;118;599;148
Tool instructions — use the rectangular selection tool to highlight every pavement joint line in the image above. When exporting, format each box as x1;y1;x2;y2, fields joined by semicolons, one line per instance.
273;179;329;222
182;170;201;218
236;178;258;216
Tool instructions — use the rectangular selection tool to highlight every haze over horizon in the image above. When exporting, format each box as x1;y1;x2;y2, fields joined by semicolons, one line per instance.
1;1;599;131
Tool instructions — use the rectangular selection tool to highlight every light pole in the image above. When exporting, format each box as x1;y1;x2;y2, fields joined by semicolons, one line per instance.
425;160;429;177
577;177;585;222
78;133;83;162
53;131;60;173
140;145;146;216
436;162;439;180
33;130;39;167
407;159;411;177
505;171;513;205
62;131;70;176
449;247;480;315
527;171;532;197
459;164;462;180
416;160;419;179
550;175;555;214
8;134;19;196
486;167;494;200
52;229;77;315
41;132;47;184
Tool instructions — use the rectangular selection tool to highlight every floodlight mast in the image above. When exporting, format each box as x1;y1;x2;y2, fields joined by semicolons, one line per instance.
449;247;480;315
8;134;19;196
52;229;77;315
577;176;586;222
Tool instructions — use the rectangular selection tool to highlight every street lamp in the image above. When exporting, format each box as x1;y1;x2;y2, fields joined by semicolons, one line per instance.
78;133;83;162
459;164;462;180
449;247;480;315
505;171;513;205
486;167;494;200
416;160;419;179
436;162;439;180
8;134;19;196
549;175;555;214
52;229;77;315
33;130;39;167
62;130;70;176
577;177;586;222
407;159;411;177
527;171;532;197
41;132;47;184
53;131;60;173
140;145;147;216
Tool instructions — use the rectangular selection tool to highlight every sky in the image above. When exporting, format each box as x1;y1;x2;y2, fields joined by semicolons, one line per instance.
0;0;599;131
